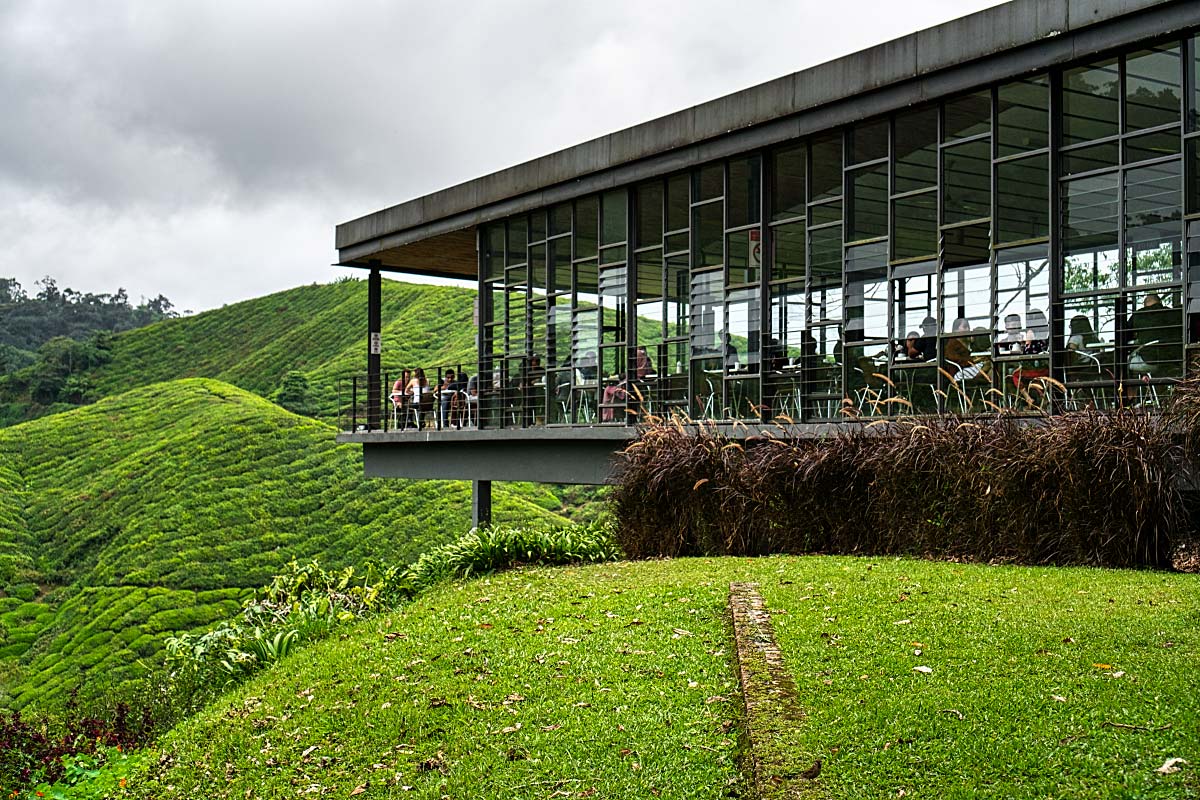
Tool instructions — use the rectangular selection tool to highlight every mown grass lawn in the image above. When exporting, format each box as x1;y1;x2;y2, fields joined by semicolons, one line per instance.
128;557;1199;799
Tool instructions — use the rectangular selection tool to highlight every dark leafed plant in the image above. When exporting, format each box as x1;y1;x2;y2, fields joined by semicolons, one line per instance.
611;409;1185;568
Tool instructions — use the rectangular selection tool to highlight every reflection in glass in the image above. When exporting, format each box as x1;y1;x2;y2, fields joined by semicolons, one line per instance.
996;154;1049;243
575;197;598;259
894;106;938;192
771;221;805;282
693;201;724;269
850;118;889;164
943;139;991;224
892;192;937;260
772;144;806;222
1063;173;1120;293
1124;161;1182;287
1125;45;1181;132
845;242;889;342
666;174;690;231
727;156;762;228
809;224;843;325
944;90;991;141
726;228;761;286
1063;59;1120;145
601;190;627;246
636;182;663;247
997;75;1049;156
810;132;842;201
849;162;888;241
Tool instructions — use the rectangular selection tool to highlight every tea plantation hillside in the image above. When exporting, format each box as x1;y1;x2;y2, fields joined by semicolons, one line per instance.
88;278;476;418
0;378;564;710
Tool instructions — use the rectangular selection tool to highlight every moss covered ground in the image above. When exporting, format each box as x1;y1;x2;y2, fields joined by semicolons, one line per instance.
0;378;563;709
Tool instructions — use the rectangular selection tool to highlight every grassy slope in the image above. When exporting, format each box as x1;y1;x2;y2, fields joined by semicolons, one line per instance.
90;278;477;413
0;378;564;710
129;557;1200;800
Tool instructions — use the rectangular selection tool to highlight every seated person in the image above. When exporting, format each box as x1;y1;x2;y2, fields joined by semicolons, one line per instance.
576;350;598;382
944;318;983;383
635;346;656;379
1127;293;1181;377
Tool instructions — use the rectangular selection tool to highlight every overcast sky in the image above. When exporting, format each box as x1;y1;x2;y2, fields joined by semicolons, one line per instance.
0;0;1003;314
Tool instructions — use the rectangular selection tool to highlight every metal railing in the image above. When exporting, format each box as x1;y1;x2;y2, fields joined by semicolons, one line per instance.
337;364;476;433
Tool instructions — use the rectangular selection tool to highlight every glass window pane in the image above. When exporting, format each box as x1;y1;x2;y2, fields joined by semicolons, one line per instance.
485;225;504;280
1125;44;1182;132
1189;137;1200;215
808;224;843;325
695;163;723;201
529;210;546;243
636;299;665;353
636;182;663;247
996;154;1049;244
693;201;724;269
530;243;546;291
1063;173;1120;293
1062;141;1120;176
636;248;664;300
601;190;627;246
892;192;938;260
849;118;888;164
771;221;806;282
772;144;806;222
726;288;762;372
997;75;1049;156
1123;129;1181;163
845;242;888;341
1193;35;1200;132
810;132;842;202
665;253;689;340
1126;289;1183;378
894;106;938;192
769;281;807;367
599;245;626;267
548;298;572;369
942;262;992;334
1063;59;1120;145
810;200;842;227
1124;161;1182;287
944;90;991;141
600;266;628;345
689;270;723;358
943;222;991;269
849;162;889;241
550;204;572;237
942;139;991;224
666;174;690;231
726;228;762;286
727;155;762;228
892;264;938;352
575;197;598;260
507;217;528;264
550;237;572;295
995;245;1050;356
574;258;598;298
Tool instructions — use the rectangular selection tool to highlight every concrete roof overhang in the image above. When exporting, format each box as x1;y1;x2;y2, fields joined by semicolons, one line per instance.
335;0;1197;281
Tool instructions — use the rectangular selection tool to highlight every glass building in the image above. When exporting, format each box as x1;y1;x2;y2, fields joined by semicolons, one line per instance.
336;0;1200;516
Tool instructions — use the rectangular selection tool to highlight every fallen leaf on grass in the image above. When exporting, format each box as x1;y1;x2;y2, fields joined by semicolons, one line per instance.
1052;695;1067;703
672;628;692;638
540;724;562;731
349;785;366;796
1093;663;1113;670
913;666;933;674
1156;758;1187;775
893;619;911;625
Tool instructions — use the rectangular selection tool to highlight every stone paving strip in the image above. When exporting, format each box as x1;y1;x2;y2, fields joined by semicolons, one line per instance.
728;581;824;799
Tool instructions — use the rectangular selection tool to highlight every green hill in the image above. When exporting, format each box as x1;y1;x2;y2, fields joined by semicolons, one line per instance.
0;378;563;710
91;278;477;415
0;278;478;426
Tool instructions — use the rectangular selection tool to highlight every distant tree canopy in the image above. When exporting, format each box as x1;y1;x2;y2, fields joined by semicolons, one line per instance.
0;277;180;424
0;275;178;354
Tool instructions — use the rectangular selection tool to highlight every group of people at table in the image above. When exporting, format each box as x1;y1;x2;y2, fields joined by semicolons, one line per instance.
389;368;476;430
388;296;1177;428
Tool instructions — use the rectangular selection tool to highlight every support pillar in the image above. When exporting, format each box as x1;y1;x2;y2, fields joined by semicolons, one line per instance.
472;479;492;528
366;262;382;430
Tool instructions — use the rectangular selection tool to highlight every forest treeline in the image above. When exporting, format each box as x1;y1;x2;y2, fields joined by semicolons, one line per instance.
0;276;179;424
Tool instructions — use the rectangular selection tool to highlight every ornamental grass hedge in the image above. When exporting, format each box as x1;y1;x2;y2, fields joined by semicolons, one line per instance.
611;380;1200;568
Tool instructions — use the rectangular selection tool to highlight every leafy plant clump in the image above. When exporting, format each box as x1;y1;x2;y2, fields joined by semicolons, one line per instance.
611;409;1185;568
154;519;619;727
0;695;150;793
